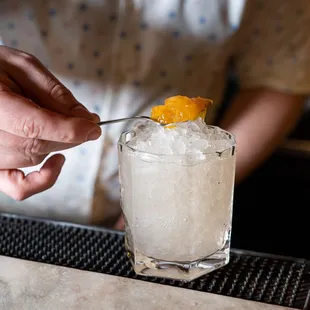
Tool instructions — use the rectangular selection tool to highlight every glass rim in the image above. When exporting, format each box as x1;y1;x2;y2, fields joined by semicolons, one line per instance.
118;125;236;158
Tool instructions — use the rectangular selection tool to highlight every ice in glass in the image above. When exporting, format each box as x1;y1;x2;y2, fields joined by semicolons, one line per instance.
118;96;236;281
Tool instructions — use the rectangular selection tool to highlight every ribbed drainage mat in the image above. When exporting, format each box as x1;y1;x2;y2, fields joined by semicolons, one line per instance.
0;213;309;309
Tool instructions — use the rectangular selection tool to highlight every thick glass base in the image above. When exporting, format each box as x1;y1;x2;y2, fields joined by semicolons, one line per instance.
126;238;230;282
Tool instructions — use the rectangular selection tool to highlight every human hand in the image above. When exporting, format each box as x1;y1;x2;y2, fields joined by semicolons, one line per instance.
0;46;101;200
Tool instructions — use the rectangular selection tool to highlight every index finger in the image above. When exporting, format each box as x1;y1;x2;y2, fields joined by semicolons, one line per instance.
0;90;101;143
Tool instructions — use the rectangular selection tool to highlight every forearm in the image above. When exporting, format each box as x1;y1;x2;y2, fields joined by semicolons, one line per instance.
220;88;305;184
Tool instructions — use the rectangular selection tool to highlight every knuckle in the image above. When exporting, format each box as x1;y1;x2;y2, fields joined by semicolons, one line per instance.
59;131;76;143
12;189;27;201
11;51;39;67
21;138;44;157
58;120;81;143
20;51;37;63
17;117;42;139
47;80;72;102
5;171;26;201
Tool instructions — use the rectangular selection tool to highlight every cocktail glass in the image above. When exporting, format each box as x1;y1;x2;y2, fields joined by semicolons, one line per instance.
118;125;236;281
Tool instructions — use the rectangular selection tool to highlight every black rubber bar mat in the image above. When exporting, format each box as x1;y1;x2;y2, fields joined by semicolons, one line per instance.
0;213;309;309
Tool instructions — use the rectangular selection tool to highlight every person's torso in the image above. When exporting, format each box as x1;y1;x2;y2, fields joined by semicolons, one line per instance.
0;0;241;224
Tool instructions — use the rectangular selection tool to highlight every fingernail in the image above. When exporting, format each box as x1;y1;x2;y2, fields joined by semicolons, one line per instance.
87;128;101;141
72;106;94;120
92;113;100;123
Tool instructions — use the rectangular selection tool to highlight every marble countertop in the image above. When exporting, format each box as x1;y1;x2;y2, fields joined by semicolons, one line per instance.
0;256;296;310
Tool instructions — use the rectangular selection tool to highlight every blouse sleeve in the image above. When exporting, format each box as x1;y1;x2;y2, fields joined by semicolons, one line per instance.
234;0;310;95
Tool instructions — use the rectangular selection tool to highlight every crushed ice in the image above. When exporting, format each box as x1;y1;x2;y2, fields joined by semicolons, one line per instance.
128;118;233;156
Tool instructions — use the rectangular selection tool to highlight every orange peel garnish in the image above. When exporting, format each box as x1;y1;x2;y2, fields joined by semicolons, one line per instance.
151;95;212;125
